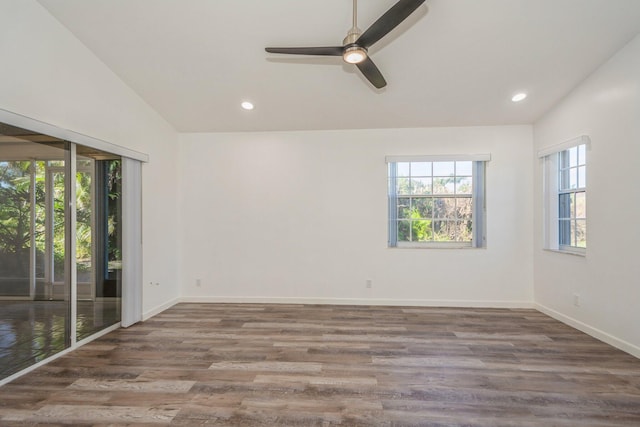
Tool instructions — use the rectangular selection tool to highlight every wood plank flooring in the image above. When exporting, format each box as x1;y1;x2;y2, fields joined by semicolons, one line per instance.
1;303;639;426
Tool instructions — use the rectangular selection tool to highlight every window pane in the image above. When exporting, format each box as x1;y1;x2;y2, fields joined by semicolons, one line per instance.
433;161;454;177
456;197;473;221
575;219;586;248
397;162;410;177
558;193;573;220
432;220;450;241
397;177;411;195
433;177;455;194
456;161;472;176
578;144;586;165
569;167;578;189
397;198;411;219
455;176;472;195
455;221;473;242
411;177;432;195
397;220;410;242
575;192;586;219
412;198;433;219
578;166;586;188
434;198;456;219
411;219;432;242
77;159;92;169
569;146;578;167
559;219;571;246
410;162;431;177
559;167;570;190
559;150;570;169
570;221;577;247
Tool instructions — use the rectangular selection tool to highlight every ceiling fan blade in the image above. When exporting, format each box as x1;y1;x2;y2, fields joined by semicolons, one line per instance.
265;46;344;56
356;0;425;48
356;57;387;89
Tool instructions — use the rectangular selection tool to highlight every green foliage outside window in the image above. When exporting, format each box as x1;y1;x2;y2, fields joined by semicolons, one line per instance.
0;160;121;292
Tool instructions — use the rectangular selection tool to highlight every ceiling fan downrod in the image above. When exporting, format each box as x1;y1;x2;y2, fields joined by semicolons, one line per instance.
344;0;361;44
343;0;367;64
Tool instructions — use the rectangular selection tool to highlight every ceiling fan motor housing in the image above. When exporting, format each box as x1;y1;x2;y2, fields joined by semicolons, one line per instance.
343;27;361;45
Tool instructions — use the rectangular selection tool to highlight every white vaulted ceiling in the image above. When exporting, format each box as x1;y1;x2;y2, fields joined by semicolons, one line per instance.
37;0;640;132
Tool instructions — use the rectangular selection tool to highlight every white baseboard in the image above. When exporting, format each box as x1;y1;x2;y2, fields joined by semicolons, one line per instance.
142;297;181;321
535;303;640;359
179;295;535;309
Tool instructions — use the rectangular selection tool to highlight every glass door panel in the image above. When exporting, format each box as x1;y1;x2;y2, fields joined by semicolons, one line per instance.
76;149;121;342
0;161;32;298
0;124;70;380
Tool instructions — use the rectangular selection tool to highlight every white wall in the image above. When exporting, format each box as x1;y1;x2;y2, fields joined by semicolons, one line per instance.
533;35;640;356
180;126;534;307
0;1;181;316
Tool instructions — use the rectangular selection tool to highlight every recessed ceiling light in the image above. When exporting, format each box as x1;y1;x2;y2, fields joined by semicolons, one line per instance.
511;93;527;102
241;101;254;110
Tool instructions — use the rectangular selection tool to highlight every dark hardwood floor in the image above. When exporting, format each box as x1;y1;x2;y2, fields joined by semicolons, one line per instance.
0;303;639;426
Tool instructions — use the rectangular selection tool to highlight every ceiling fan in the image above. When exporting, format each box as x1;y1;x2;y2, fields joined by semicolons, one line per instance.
265;0;426;89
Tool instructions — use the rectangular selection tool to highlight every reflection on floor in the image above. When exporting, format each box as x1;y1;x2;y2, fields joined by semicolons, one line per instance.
0;300;120;380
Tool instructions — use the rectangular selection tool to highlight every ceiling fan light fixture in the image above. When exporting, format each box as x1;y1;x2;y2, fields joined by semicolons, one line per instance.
343;46;367;64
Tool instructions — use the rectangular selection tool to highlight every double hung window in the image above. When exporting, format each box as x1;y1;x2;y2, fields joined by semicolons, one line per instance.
387;155;488;248
540;136;588;254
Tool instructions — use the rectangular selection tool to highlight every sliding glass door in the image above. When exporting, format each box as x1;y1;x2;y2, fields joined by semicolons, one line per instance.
0;123;122;380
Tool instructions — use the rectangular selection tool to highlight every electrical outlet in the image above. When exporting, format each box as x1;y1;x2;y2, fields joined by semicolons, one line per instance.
196;278;201;287
366;279;372;289
573;293;580;307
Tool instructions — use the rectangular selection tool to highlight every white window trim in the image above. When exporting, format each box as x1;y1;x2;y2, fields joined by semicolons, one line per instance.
386;154;491;163
386;154;489;249
540;136;590;256
537;135;590;159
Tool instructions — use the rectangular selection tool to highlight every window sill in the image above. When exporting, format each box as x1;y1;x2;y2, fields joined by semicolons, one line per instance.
391;243;483;249
543;248;586;257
